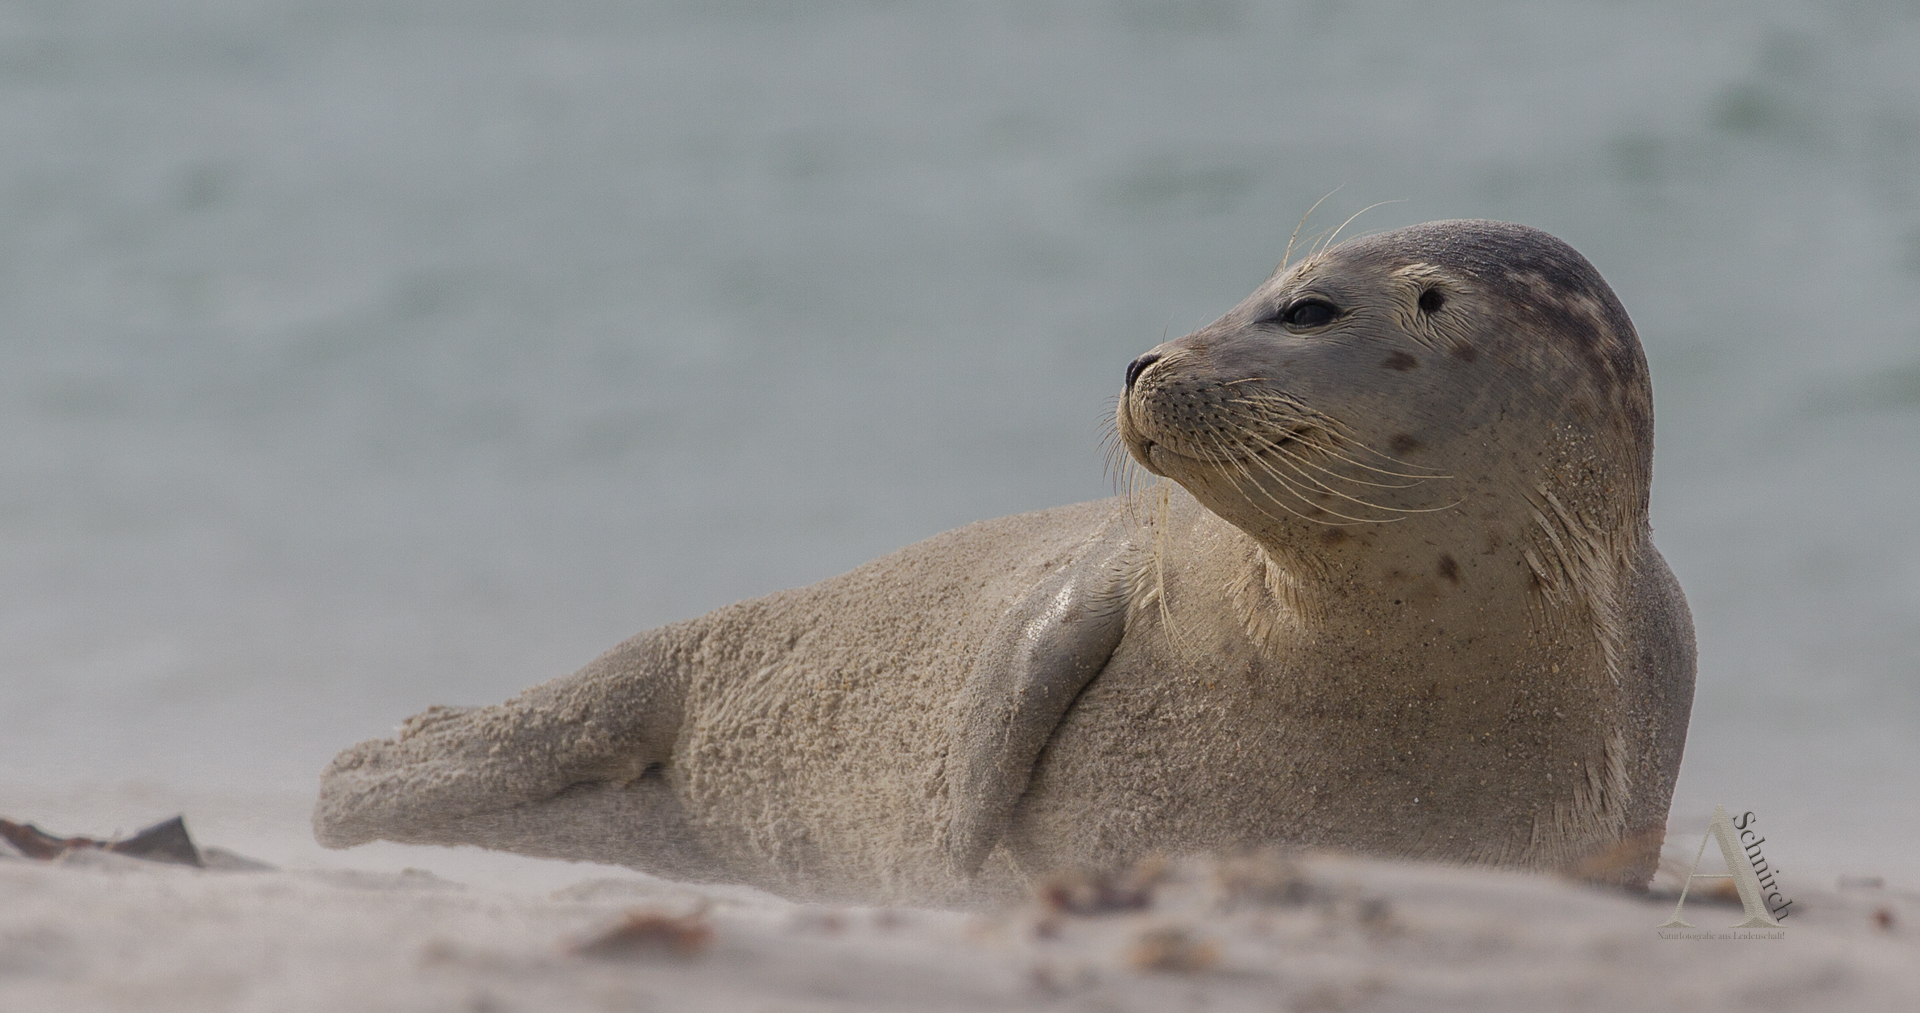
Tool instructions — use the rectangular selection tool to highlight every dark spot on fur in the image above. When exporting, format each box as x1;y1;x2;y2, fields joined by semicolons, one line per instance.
1418;288;1445;314
1437;554;1460;584
1390;433;1421;455
1331;221;1655;520
1320;528;1350;546
1381;352;1420;371
1340;220;1650;435
1451;342;1478;363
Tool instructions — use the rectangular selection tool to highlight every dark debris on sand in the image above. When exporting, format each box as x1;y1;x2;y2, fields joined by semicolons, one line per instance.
572;906;714;960
0;814;205;867
1039;856;1169;917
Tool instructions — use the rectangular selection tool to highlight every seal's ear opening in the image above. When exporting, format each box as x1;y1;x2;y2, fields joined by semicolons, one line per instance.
1417;288;1446;314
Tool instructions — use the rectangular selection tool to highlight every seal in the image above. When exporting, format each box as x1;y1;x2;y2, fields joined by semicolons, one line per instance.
313;219;1695;905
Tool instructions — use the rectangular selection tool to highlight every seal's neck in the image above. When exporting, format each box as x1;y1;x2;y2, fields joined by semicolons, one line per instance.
1237;493;1643;695
1220;508;1639;867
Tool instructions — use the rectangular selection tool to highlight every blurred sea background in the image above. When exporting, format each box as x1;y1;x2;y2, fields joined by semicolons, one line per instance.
2;1;1916;885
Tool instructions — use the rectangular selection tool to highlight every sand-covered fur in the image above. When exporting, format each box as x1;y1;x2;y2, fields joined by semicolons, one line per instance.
316;221;1695;906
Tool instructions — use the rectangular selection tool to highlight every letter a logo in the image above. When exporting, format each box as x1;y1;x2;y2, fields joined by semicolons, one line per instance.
1659;804;1781;929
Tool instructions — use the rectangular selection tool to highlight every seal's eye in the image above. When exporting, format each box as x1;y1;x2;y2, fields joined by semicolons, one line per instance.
1418;288;1446;314
1276;299;1339;330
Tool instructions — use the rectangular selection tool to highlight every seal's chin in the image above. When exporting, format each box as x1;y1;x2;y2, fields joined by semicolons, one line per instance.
1118;421;1180;478
1129;438;1165;477
1128;436;1211;481
1117;403;1166;477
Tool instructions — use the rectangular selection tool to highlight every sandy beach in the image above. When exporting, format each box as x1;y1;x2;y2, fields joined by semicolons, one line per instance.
5;5;1919;1012
2;784;1914;1012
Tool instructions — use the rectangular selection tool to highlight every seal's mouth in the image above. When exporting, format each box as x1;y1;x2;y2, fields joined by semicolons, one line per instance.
1119;370;1326;481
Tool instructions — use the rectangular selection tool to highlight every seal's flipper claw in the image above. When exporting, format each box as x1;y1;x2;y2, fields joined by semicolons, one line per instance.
944;519;1137;876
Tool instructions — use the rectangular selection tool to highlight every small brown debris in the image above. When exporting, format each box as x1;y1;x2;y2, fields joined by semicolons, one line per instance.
1126;926;1217;974
0;818;67;860
1040;855;1167;916
1215;848;1314;908
1873;908;1896;932
573;907;712;960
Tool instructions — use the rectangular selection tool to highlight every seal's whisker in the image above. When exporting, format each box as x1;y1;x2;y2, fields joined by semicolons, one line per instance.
1303;225;1341;263
1139;476;1198;658
1253;439;1466;517
1098;404;1151;507
1236;442;1411;524
1223;401;1444;482
1321;199;1404;254
1222;392;1448;479
1261;450;1425;507
1296;424;1453;481
1206;422;1390;527
1290;433;1431;478
1250;433;1429;490
1254;451;1435;518
1199;425;1323;527
1257;464;1404;526
1280;188;1341;275
1340;436;1449;476
1210;418;1413;519
1271;471;1464;517
1305;419;1454;476
1222;449;1346;526
1099;417;1130;486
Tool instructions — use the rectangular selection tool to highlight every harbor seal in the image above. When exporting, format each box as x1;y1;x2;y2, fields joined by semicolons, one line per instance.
314;219;1695;905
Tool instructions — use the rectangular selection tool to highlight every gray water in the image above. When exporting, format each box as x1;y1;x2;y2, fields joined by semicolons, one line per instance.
3;2;1917;879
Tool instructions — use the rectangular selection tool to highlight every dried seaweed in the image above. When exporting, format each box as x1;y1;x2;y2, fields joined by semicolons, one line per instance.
0;815;204;867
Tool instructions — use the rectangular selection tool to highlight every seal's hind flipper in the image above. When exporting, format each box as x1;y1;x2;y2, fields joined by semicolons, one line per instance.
944;519;1137;876
312;630;687;856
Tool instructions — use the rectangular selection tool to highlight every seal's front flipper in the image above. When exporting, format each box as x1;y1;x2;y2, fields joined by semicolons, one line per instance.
312;631;687;856
945;519;1137;876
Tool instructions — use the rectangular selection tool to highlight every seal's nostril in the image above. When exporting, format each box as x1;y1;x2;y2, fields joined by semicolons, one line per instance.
1125;352;1163;391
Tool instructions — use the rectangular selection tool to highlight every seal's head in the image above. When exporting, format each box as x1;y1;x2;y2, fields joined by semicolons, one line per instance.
1118;219;1653;597
1114;220;1680;880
